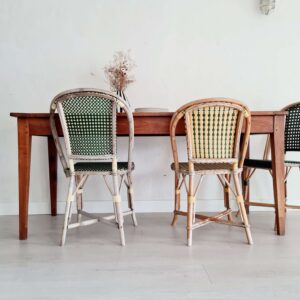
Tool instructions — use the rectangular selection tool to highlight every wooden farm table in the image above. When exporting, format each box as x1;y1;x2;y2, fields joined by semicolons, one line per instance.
10;111;286;239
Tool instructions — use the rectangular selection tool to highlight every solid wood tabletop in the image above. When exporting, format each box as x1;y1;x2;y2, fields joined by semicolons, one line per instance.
10;111;287;118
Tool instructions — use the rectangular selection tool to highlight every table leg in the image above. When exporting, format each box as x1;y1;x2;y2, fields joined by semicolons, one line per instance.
18;119;32;240
47;136;57;216
270;115;286;235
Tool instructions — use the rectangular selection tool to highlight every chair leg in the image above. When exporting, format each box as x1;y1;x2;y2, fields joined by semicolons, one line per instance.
187;173;194;247
192;202;196;224
112;173;125;246
115;201;125;246
236;175;249;218
171;173;181;226
242;170;250;215
127;173;138;226
187;204;193;246
284;179;287;200
61;176;75;246
112;202;118;223
233;173;253;245
75;175;83;223
224;174;232;221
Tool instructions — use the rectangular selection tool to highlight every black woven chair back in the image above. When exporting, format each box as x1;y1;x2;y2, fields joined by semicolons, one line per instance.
285;103;300;152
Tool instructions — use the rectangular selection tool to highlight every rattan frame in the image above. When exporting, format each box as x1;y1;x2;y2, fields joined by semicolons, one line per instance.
50;88;137;246
170;98;253;246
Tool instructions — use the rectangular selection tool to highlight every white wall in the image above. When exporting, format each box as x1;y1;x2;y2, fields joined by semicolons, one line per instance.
1;0;300;215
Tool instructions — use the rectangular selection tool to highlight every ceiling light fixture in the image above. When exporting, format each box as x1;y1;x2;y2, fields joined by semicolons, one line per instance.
260;0;275;15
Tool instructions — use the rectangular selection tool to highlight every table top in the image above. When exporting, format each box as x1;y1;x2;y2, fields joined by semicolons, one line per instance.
10;111;287;118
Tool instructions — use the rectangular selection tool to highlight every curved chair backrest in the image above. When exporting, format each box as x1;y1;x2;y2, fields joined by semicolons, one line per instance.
263;101;300;159
50;88;134;177
170;98;251;170
284;102;300;152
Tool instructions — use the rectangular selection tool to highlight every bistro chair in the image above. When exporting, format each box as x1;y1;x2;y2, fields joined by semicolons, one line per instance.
50;88;137;246
243;101;300;213
170;98;253;246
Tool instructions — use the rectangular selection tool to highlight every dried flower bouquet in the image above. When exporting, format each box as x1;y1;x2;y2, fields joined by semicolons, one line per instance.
104;50;135;93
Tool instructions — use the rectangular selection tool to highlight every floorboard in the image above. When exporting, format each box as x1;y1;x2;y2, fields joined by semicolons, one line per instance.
0;212;300;300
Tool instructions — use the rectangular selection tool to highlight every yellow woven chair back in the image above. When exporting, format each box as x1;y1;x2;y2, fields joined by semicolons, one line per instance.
171;98;251;167
186;105;240;160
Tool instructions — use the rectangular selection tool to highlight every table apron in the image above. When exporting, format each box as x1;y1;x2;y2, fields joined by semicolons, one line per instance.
27;115;275;136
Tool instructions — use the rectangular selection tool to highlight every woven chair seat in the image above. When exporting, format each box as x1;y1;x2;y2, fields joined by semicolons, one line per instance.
171;162;241;174
74;162;134;174
244;159;300;170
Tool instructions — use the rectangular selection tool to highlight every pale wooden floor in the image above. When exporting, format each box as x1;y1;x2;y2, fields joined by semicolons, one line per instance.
1;212;300;300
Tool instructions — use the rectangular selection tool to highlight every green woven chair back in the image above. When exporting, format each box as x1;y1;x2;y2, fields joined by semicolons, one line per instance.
285;103;300;152
50;89;134;176
59;95;114;157
186;105;242;160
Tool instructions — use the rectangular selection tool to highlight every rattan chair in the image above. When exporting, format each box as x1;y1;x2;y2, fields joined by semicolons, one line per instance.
170;98;253;246
50;88;137;246
244;101;300;212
